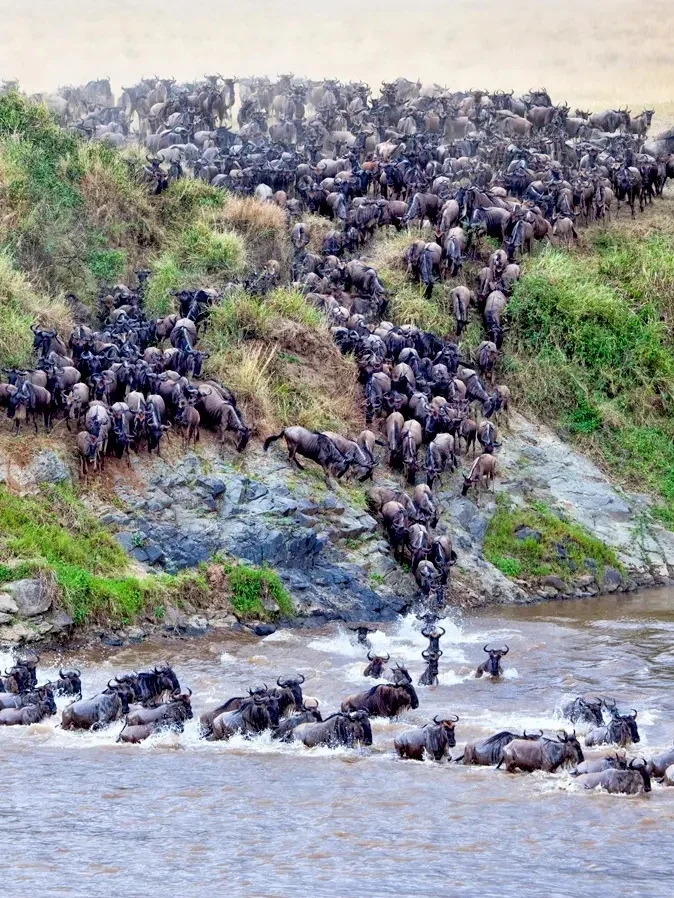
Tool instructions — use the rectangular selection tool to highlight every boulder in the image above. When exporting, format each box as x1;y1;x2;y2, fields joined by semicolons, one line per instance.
0;592;18;614
515;525;542;543
543;575;567;592
600;566;622;593
27;450;71;485
5;579;51;617
49;611;74;637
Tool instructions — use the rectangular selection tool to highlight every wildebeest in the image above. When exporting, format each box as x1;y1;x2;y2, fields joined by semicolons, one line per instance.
459;730;542;766
585;709;640;747
418;649;442;686
53;668;82;698
115;664;181;703
119;689;193;743
264;425;349;485
561;694;608;727
475;644;509;678
208;693;281;741
268;674;306;717
0;698;56;726
364;651;390;678
341;677;419;717
574;759;651;794
273;699;322;741
571;751;628;776
61;680;135;730
292;709;373;748
645;744;674;778
461;453;498;504
394;715;459;761
500;731;584;773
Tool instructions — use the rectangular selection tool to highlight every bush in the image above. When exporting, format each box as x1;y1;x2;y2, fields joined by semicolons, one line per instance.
224;562;294;620
174;221;245;274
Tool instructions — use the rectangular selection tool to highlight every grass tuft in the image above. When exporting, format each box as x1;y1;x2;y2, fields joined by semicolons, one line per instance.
484;496;622;582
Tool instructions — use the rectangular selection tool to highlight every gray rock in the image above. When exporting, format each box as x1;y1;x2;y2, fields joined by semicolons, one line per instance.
101;633;124;647
0;612;13;625
0;593;18;614
543;575;567;591
0;621;34;643
49;611;74;636
181;615;210;637
122;626;147;644
248;621;277;637
600;566;622;593
574;574;596;588
143;542;165;565
5;580;51;617
28;450;71;485
197;475;227;497
515;526;542;543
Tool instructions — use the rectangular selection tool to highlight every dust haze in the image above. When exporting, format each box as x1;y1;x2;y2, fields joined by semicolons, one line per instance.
2;0;674;126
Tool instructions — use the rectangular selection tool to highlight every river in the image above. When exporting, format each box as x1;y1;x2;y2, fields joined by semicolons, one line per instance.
2;589;673;898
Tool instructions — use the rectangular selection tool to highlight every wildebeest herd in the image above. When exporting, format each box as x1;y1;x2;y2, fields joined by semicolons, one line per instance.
0;642;668;796
1;77;667;599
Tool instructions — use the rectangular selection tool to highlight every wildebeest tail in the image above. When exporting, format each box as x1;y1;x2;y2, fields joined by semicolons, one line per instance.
263;430;285;452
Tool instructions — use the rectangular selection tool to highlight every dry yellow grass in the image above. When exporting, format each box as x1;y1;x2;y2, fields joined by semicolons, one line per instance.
207;198;291;275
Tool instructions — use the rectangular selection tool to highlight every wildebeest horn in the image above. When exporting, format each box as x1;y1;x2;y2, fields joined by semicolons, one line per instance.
296;674;305;685
629;709;638;718
277;676;285;687
422;649;430;659
59;668;66;678
523;729;543;738
303;698;319;709
501;646;509;655
382;653;390;662
184;687;193;698
483;644;491;653
367;651;374;661
108;679;117;688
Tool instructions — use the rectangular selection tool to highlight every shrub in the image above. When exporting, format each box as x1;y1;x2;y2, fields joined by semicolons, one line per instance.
224;562;294;620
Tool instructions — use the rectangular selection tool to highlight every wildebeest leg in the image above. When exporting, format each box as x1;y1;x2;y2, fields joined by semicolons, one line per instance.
475;665;484;679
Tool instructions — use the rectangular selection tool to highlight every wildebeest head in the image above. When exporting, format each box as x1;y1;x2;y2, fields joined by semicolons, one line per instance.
58;668;82;697
275;674;305;712
483;644;509;676
390;663;412;686
364;651;389;677
154;663;180;695
433;714;459;747
346;709;373;746
609;708;640;744
556;729;584;765
31;325;56;357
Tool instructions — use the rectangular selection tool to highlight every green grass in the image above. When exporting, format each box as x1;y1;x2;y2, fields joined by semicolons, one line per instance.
223;562;294;620
483;496;622;582
508;228;674;526
0;483;213;625
88;246;127;282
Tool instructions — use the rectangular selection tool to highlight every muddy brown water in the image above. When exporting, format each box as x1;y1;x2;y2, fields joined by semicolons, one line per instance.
2;589;674;897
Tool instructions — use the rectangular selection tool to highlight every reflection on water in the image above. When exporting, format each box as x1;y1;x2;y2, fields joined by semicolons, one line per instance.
2;589;674;897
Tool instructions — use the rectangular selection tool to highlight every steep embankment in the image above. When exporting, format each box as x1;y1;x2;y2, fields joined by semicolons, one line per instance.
1;93;674;647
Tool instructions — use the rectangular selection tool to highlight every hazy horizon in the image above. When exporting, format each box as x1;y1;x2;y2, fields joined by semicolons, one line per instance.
2;0;673;125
